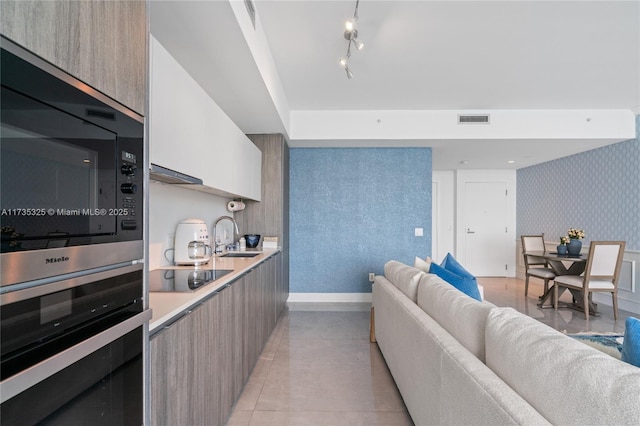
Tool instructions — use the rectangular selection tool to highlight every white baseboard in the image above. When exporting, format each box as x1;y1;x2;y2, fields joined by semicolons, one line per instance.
287;292;372;303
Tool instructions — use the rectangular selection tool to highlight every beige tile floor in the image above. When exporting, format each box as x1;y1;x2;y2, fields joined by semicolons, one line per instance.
227;302;412;426
227;277;632;425
479;276;631;334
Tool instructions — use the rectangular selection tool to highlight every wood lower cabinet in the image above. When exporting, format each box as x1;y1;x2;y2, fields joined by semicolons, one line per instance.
149;305;196;425
150;256;285;426
275;251;287;319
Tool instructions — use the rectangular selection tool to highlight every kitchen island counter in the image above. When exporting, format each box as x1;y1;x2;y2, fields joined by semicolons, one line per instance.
148;248;281;333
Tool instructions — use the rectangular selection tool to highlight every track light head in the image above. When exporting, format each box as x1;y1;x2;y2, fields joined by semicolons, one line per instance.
345;66;354;79
345;19;355;32
344;28;358;41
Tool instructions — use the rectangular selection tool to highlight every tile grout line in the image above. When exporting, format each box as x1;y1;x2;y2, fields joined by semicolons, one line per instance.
247;309;288;425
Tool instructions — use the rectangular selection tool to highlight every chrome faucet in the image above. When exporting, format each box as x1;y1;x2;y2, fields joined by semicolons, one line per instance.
212;216;239;254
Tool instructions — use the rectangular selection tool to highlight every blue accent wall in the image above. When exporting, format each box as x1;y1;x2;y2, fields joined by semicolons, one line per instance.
290;148;432;293
517;115;640;250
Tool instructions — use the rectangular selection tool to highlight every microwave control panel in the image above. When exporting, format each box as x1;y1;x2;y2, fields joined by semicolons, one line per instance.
118;149;141;232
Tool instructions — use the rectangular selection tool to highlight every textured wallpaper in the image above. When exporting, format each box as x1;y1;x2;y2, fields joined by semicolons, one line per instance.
290;148;432;293
517;115;640;250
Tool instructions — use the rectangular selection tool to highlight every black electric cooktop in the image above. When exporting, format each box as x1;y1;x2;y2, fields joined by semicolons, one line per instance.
149;269;233;292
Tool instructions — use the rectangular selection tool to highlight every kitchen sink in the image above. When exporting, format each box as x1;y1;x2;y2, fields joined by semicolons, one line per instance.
219;252;260;258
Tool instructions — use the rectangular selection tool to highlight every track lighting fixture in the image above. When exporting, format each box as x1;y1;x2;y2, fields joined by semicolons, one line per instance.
345;65;354;79
339;0;363;79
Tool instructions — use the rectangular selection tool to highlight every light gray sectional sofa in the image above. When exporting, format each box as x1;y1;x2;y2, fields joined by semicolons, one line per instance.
371;260;640;426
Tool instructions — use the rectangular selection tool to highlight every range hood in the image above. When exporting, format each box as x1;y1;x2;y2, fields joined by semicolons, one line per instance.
149;164;251;200
149;163;203;185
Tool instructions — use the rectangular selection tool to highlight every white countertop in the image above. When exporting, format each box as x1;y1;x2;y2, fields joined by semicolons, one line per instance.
148;248;280;333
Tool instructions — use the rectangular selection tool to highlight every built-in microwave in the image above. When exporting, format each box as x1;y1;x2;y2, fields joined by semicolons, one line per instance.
0;36;145;286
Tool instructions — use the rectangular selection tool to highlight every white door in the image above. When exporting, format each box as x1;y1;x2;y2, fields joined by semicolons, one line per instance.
464;182;508;276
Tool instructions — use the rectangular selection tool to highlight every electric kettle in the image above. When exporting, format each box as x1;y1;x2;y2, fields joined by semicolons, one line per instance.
174;218;212;265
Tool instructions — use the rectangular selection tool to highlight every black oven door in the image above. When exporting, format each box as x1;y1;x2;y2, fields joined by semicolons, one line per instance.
1;312;149;426
1;83;120;244
0;263;150;425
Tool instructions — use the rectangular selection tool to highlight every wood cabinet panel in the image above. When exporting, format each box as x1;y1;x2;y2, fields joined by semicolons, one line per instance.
1;0;146;114
230;278;246;396
150;258;281;425
239;135;288;243
275;251;287;317
236;134;289;312
150;308;198;425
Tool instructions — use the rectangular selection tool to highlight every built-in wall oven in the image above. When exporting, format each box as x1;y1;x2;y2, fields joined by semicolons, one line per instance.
1;36;144;286
0;263;150;425
0;36;149;425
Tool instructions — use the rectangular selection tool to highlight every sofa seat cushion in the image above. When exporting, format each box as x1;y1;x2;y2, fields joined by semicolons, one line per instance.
384;260;424;302
485;307;640;425
417;274;495;362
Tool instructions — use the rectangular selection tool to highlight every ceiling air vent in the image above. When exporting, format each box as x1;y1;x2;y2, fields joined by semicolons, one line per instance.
458;114;490;124
244;0;256;29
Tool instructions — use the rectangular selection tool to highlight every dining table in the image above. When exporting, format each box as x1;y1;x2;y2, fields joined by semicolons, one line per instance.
525;250;600;316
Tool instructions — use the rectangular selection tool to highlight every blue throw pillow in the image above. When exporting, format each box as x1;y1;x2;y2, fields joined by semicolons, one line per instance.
429;262;482;301
621;317;640;368
441;252;475;279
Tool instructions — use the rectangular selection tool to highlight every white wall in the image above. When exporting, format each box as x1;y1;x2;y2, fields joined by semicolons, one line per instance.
432;171;455;263
148;182;237;270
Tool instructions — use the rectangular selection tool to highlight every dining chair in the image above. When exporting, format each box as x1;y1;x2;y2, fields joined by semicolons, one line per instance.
521;234;556;298
553;241;626;320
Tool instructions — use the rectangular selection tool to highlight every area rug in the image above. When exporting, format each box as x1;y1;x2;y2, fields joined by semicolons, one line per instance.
566;332;624;359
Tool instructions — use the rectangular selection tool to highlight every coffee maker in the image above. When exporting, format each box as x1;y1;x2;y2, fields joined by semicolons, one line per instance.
174;218;212;265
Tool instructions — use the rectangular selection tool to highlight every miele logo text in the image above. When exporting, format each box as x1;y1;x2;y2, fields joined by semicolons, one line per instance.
46;256;69;264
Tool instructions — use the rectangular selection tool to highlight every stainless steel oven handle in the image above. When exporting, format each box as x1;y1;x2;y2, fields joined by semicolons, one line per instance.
1;262;143;305
0;309;152;404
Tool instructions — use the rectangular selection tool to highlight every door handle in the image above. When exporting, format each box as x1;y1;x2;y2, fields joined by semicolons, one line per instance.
467;229;475;234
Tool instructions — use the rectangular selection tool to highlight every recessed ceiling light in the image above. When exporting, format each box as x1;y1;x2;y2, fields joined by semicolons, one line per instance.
507;160;515;164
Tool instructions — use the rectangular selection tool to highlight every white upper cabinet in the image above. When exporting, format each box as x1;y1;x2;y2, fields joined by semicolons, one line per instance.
149;36;261;201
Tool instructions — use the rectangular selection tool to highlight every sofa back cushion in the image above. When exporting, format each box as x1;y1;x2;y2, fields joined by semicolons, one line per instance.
417;274;494;362
383;260;424;302
373;278;550;426
485;307;640;425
